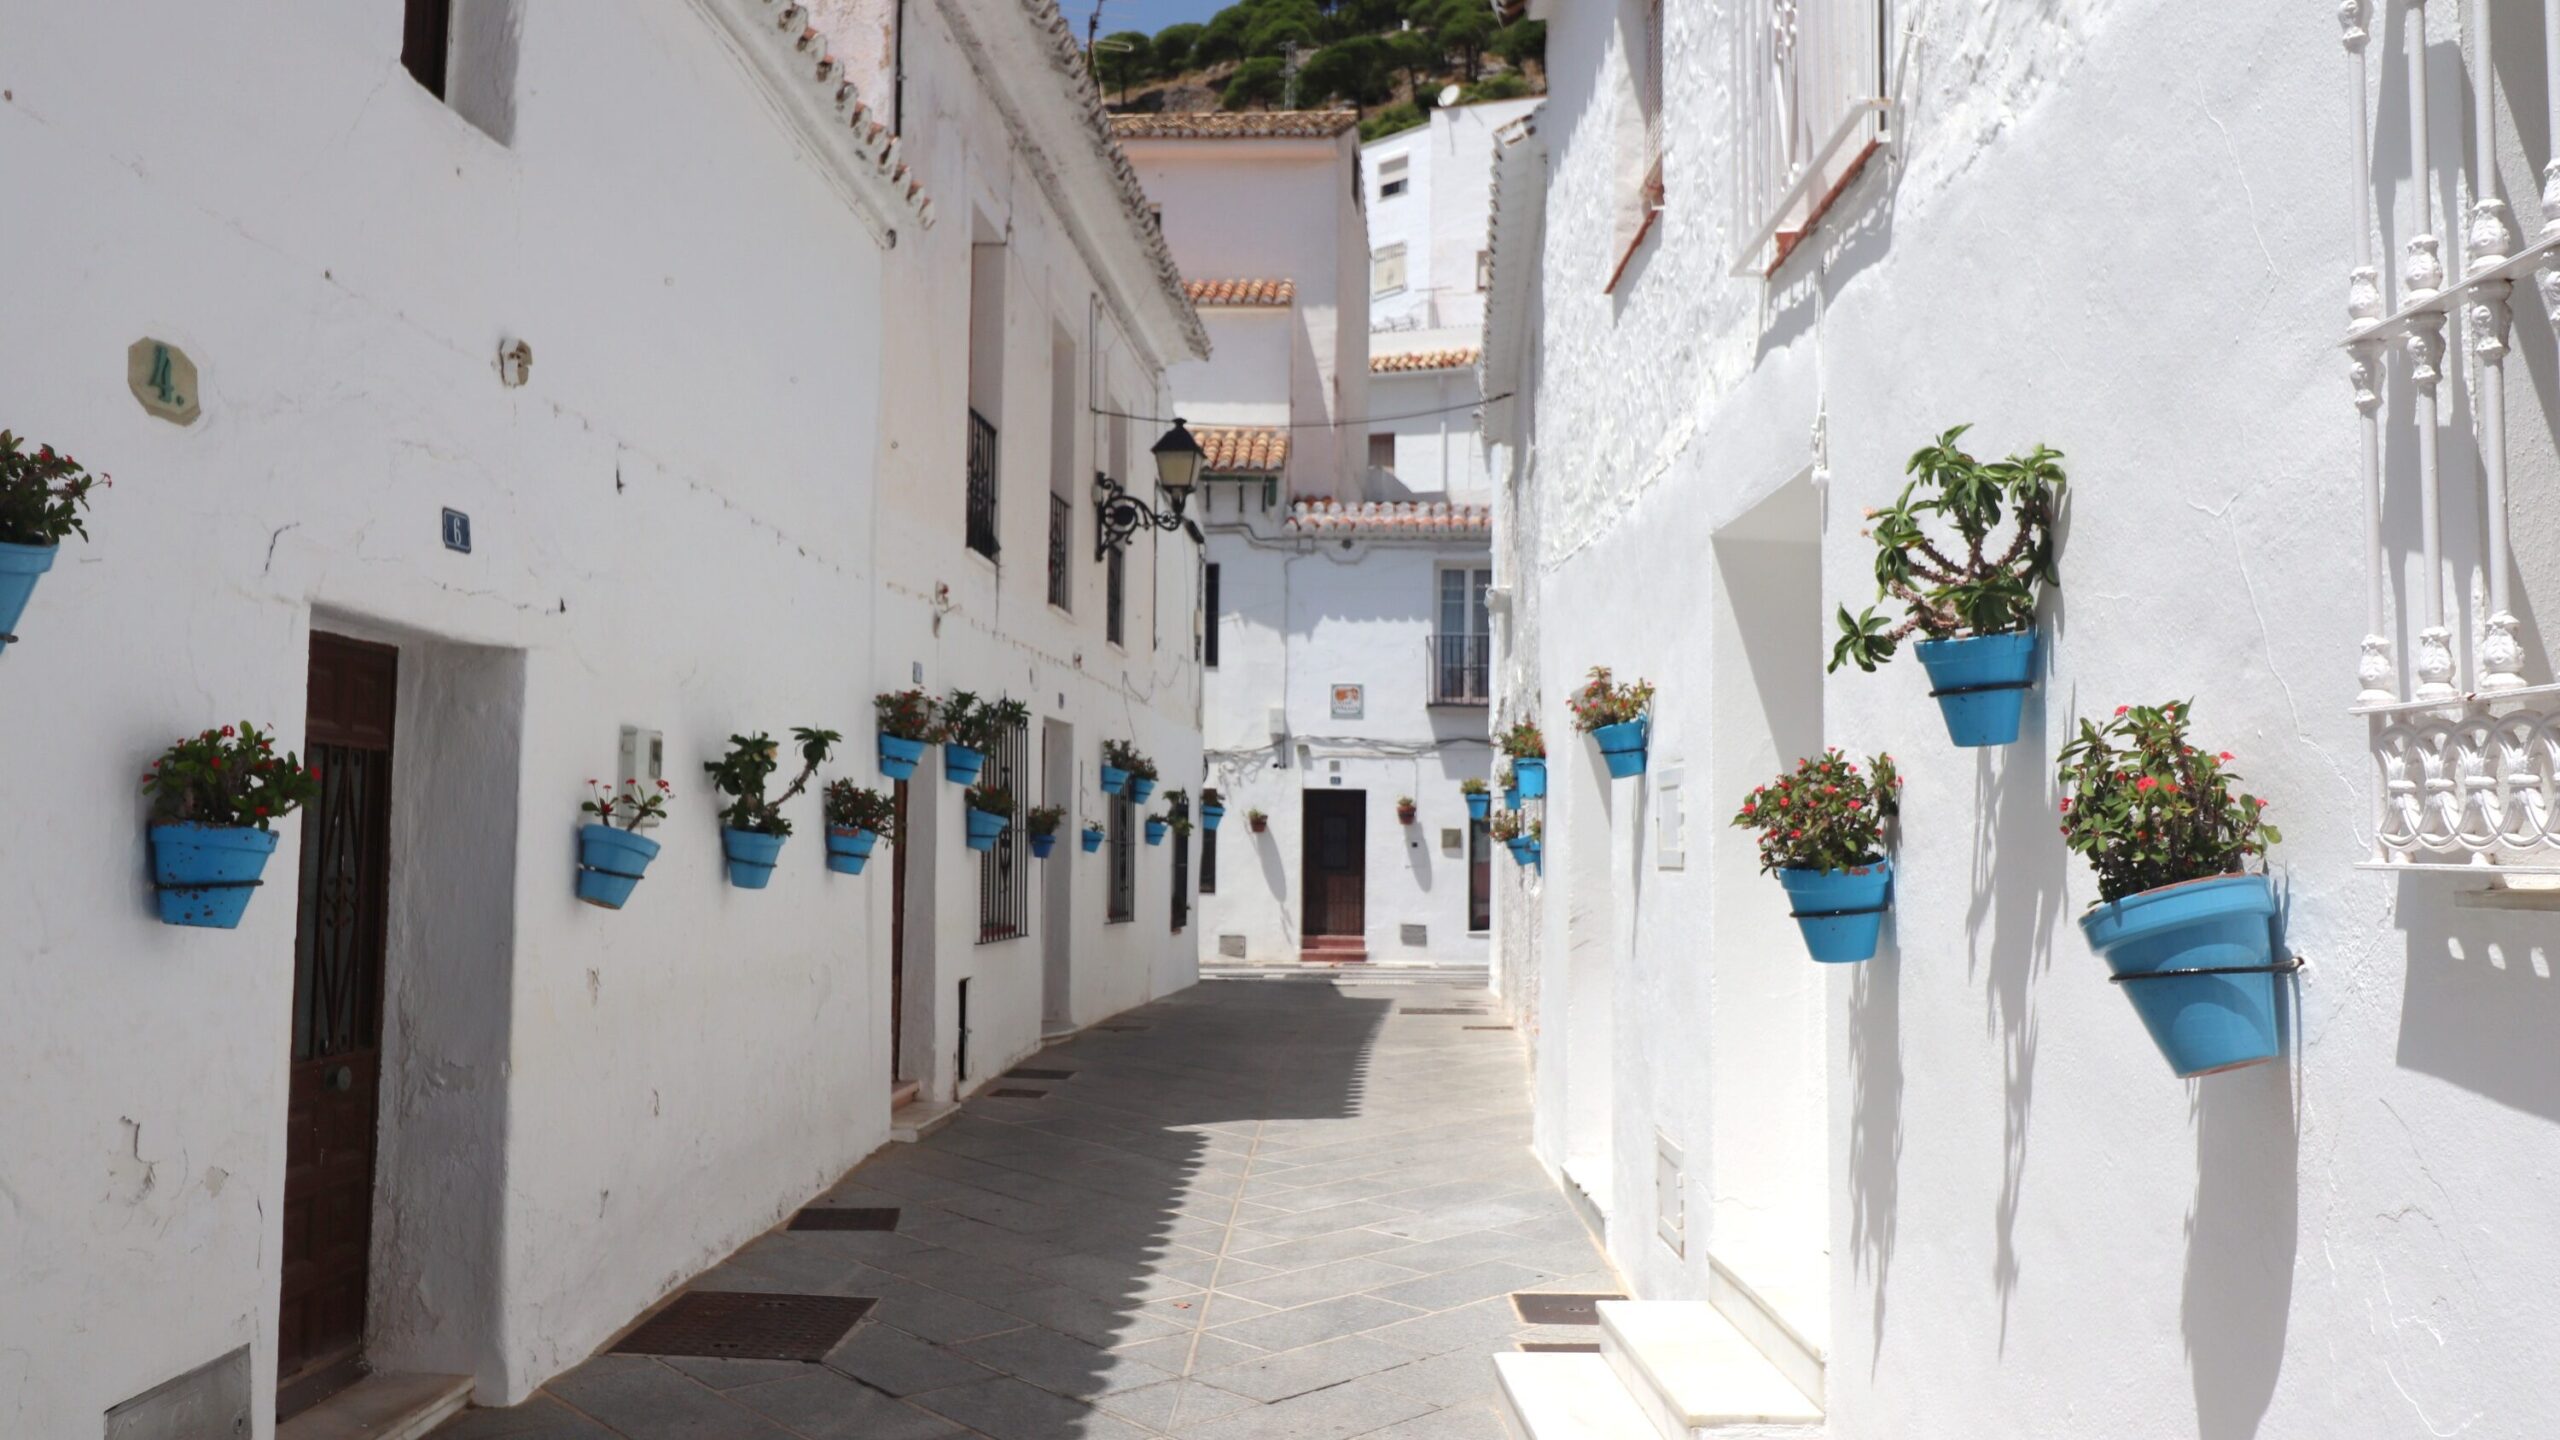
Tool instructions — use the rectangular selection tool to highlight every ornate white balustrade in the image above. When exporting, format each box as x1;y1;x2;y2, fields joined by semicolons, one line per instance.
2343;0;2560;871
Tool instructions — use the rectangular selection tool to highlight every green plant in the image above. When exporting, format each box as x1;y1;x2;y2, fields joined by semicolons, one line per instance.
1567;666;1653;731
1497;720;1545;759
1222;55;1285;108
1460;777;1488;794
1490;810;1532;842
583;777;673;831
1728;750;1900;875
0;431;107;548
2057;701;2278;908
1084;818;1108;836
1103;739;1158;780
966;785;1016;818
1246;807;1268;823
1830;425;2067;673
875;687;938;742
1461;71;1533;102
821;779;898;842
142;722;322;831
1025;804;1066;836
704;728;840;836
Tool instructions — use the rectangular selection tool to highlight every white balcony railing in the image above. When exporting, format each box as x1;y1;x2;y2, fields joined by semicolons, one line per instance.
1730;0;1892;275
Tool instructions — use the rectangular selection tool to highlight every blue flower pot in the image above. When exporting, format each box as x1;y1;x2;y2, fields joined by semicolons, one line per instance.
151;822;280;928
1593;719;1649;779
1030;832;1057;859
1513;758;1547;799
1502;783;1519;811
1465;791;1490;820
965;807;1007;852
944;744;987;785
576;823;662;908
722;827;787;889
2081;873;2284;1078
1777;860;1893;963
825;826;879;875
1100;765;1131;795
1144;819;1168;846
1914;630;2038;748
1081;827;1106;853
1130;777;1157;805
0;540;59;654
1505;836;1541;869
1201;804;1225;831
878;734;927;782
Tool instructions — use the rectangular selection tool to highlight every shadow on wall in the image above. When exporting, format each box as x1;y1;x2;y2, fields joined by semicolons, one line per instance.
1848;947;1903;1375
1253;823;1297;950
2181;892;2301;1440
2392;884;2560;1123
1966;688;2066;1356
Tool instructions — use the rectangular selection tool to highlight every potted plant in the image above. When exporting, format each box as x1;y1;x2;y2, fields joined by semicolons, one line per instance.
141;722;321;928
1101;738;1141;796
1461;778;1490;820
1026;804;1065;858
938;691;989;784
1247;806;1269;834
1570;667;1656;778
1730;750;1901;963
1500;720;1547;798
821;779;897;875
874;687;937;781
704;727;839;888
1498;761;1519;812
1126;749;1161;805
1491;809;1540;868
1081;819;1107;853
963;785;1013;852
1165;790;1194;837
577;777;673;908
0;432;106;654
1200;788;1226;830
1144;812;1170;846
2060;702;2287;1077
1395;795;1418;825
1830;426;2067;748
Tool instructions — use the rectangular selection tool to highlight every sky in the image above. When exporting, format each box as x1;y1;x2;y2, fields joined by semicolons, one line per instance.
1063;0;1230;42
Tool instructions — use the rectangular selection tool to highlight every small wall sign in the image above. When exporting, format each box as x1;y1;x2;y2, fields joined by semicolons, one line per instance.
1330;684;1364;720
126;339;201;425
441;508;472;554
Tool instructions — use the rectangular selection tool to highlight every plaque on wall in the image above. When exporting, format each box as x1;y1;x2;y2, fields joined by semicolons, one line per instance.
127;338;201;425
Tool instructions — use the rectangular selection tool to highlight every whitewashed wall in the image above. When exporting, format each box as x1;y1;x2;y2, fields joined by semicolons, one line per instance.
1502;0;2560;1435
1367;98;1541;336
1372;365;1494;501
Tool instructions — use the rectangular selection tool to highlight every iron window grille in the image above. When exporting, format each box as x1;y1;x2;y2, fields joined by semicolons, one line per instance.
1468;814;1491;931
1428;633;1492;706
977;717;1028;942
1107;792;1134;922
1171;824;1190;931
1199;823;1217;894
1048;492;1073;609
1204;562;1220;668
1106;540;1126;647
966;408;1000;560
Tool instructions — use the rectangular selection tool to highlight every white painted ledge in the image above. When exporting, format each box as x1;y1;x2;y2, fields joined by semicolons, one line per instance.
1599;1302;1822;1437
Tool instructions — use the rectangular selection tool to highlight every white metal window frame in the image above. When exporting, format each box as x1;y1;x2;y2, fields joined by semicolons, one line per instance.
1729;0;1894;276
1372;242;1408;296
2342;0;2560;873
1379;151;1411;198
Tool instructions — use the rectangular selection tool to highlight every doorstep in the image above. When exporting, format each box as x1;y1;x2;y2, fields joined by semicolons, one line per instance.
278;1373;471;1440
890;1098;959;1143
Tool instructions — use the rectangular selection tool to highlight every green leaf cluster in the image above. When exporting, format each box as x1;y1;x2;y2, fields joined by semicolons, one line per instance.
0;430;107;548
1727;750;1900;876
704;727;840;837
143;721;323;832
821;779;898;841
2056;702;2279;908
1830;425;2066;674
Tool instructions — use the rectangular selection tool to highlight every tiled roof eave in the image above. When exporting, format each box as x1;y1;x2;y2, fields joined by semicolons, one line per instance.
706;0;936;238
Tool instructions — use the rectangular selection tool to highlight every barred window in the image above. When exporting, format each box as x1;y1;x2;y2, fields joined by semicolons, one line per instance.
1171;825;1190;932
977;716;1028;942
1107;543;1126;648
1107;791;1134;923
1199;823;1217;894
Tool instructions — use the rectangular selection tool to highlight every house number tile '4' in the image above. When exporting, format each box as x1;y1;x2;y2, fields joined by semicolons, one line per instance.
126;338;201;425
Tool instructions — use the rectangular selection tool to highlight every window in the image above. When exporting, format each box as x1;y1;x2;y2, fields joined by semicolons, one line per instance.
977;714;1028;942
1371;243;1407;297
1107;792;1135;922
1430;567;1493;705
1200;819;1218;894
966;237;1005;558
1476;248;1494;292
1467;814;1490;931
1171;825;1190;931
1204;563;1220;668
1368;433;1397;471
1608;0;1666;273
1378;153;1410;199
1730;0;1891;274
1106;543;1126;647
402;0;451;98
1049;325;1078;610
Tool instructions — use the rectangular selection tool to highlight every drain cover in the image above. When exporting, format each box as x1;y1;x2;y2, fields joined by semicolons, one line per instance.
612;1292;876;1361
789;1207;900;1232
1006;1067;1076;1080
988;1087;1048;1099
1463;1024;1513;1031
1519;1342;1603;1353
1511;1293;1625;1325
1401;1007;1488;1016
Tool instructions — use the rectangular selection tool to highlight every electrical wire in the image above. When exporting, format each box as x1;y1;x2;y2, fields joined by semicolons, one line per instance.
1090;392;1517;430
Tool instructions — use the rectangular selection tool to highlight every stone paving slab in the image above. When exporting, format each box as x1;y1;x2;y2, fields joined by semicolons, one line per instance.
435;977;1612;1439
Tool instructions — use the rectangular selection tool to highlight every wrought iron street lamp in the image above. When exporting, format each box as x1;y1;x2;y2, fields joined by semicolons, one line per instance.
1095;418;1207;560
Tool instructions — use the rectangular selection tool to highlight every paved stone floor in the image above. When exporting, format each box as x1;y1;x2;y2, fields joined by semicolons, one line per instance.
432;973;1617;1439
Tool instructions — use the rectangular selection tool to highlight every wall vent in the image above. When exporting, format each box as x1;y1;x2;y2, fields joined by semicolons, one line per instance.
1400;923;1428;947
1219;933;1247;958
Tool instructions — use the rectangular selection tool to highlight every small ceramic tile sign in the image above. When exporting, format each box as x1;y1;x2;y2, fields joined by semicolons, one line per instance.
1331;683;1363;720
126;339;200;425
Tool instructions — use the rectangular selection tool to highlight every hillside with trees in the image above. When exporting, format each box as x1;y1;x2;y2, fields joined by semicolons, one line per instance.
1092;0;1543;141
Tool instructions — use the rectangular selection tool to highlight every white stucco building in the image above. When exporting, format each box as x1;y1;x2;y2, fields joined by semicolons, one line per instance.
0;1;1200;1434
1117;112;1496;968
1484;2;2560;1437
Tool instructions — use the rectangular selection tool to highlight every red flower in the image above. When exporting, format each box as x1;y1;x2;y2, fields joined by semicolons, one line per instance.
221;725;235;737
2114;706;2129;717
2058;798;2072;813
2136;776;2158;791
1846;799;1864;811
1789;829;1802;839
2218;752;2234;762
254;806;269;817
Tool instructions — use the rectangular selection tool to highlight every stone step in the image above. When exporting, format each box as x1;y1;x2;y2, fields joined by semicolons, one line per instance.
889;1098;959;1143
1493;1351;1656;1440
278;1372;470;1440
1598;1301;1822;1438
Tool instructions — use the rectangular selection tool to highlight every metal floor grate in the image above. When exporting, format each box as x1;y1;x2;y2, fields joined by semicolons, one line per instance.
1518;1341;1603;1353
1510;1293;1625;1326
788;1207;900;1232
611;1292;876;1361
1400;1007;1489;1016
987;1087;1048;1099
1005;1067;1076;1080
1463;1024;1514;1031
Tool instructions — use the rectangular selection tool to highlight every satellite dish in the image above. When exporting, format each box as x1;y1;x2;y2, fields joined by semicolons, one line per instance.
1437;83;1462;108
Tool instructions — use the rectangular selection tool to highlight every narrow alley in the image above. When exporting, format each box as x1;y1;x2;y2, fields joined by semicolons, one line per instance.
432;976;1616;1439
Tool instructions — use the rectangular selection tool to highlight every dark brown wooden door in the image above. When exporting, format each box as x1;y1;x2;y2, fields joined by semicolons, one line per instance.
1301;791;1367;936
890;779;909;1082
279;634;397;1409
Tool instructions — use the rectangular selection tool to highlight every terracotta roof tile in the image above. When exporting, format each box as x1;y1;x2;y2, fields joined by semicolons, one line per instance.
1196;426;1290;474
1371;347;1481;373
1286;500;1492;536
1109;111;1364;141
708;0;935;231
1186;278;1298;307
